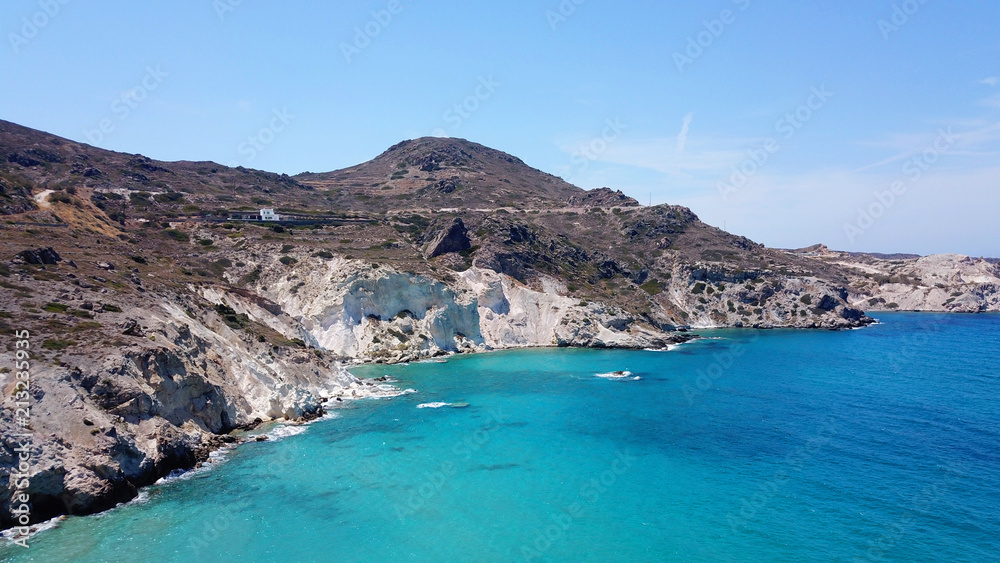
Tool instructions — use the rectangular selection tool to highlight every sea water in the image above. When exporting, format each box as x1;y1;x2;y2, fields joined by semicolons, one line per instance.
3;313;998;562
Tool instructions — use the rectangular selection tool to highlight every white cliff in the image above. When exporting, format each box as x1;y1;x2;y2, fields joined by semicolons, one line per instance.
210;245;690;364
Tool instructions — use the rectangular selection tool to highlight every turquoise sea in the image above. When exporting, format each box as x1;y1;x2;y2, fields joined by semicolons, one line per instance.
3;313;998;562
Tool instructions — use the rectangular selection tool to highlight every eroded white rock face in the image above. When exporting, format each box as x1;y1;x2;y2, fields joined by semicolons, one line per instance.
459;268;576;348
210;242;878;365
151;301;358;422
214;249;686;363
220;254;487;363
456;269;676;348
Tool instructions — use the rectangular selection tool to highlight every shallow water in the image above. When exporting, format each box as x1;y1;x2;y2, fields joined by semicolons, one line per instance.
3;313;998;562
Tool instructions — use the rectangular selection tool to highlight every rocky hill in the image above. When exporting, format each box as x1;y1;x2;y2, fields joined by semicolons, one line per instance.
0;118;892;530
296;137;584;212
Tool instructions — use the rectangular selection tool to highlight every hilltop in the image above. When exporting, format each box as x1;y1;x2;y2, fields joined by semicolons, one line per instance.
296;137;585;211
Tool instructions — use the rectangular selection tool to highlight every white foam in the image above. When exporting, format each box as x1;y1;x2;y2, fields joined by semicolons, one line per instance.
154;444;236;485
266;424;308;441
334;381;416;401
1;515;66;545
124;490;152;506
156;469;187;483
208;446;233;461
643;344;682;352
368;386;418;399
417;402;451;409
159;418;320;485
595;370;633;379
312;410;341;423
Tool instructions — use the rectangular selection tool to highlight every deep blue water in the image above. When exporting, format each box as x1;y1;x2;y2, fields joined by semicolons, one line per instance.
3;313;998;562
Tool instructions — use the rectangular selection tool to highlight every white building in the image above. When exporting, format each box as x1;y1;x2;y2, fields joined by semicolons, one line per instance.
260;209;280;222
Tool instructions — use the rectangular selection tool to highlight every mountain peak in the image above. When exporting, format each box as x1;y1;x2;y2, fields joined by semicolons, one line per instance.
296;137;584;211
375;136;528;174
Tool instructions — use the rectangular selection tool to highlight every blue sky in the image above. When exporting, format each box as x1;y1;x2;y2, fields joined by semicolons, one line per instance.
2;0;998;256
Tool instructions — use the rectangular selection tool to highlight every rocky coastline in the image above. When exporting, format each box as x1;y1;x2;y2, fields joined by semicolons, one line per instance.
0;124;963;536
0;238;874;532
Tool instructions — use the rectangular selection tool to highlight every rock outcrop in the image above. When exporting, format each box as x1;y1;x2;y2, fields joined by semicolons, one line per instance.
0;177;37;215
568;187;641;208
656;265;870;329
423;218;472;259
13;247;61;265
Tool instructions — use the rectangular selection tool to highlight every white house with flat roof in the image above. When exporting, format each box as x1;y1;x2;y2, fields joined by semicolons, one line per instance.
259;209;280;221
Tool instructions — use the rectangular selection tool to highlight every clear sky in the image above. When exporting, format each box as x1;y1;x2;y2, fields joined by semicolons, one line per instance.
2;1;998;256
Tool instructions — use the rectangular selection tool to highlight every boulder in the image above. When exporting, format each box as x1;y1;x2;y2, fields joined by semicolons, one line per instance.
435;177;460;193
121;320;145;337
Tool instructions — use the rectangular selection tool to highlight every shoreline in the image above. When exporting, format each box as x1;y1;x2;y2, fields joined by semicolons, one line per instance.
0;323;862;539
0;378;415;543
1;408;344;546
